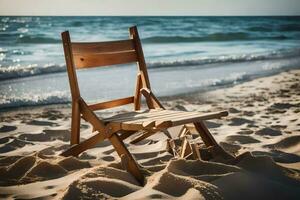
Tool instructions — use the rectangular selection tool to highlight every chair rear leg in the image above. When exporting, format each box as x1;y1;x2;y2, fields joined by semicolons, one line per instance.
193;121;218;147
109;133;145;185
194;121;235;159
71;101;81;145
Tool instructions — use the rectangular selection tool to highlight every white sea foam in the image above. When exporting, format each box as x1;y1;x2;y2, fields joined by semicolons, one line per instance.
0;91;70;110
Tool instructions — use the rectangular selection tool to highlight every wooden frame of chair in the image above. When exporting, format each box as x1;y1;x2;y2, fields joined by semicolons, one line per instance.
60;26;233;185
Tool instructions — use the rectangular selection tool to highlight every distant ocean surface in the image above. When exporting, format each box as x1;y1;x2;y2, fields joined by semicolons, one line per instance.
0;16;300;110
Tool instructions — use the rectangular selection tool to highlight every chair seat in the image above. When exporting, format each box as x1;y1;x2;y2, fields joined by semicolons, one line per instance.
101;109;228;131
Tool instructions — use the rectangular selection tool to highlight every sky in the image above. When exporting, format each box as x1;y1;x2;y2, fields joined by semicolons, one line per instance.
0;0;299;16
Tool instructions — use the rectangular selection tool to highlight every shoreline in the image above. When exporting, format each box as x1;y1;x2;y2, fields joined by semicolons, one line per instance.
1;68;299;115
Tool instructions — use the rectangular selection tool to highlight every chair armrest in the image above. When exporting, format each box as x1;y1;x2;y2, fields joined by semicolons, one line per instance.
140;88;165;109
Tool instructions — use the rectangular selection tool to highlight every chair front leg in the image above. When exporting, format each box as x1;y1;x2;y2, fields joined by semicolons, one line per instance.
109;133;145;185
194;121;235;160
61;131;106;157
71;100;81;145
194;121;218;147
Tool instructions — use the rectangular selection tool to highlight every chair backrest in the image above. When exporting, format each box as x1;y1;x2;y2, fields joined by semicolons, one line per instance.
61;26;151;110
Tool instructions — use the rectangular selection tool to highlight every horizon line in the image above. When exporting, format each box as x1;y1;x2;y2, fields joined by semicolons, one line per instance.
1;14;300;17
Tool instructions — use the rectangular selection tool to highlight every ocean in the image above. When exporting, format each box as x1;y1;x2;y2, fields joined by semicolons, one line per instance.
0;16;300;110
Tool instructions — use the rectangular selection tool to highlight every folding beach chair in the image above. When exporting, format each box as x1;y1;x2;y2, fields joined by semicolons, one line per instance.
61;26;232;185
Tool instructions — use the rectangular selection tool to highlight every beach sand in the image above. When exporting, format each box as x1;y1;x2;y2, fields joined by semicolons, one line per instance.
0;69;299;199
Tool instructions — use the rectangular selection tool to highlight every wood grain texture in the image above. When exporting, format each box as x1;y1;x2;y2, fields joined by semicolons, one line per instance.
73;51;137;69
88;96;134;111
109;134;144;184
72;39;135;54
71;100;80;145
130;26;151;89
134;73;142;110
61;31;80;100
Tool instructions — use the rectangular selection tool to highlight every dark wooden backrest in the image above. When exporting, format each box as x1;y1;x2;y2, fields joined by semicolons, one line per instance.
71;39;137;69
61;26;151;110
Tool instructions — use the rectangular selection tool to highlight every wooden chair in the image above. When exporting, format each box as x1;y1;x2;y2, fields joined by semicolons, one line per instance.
61;26;233;185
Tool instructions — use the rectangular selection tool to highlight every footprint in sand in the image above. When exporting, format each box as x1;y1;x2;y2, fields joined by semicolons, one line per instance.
294;109;300;113
229;108;240;113
0;125;17;132
229;117;254;126
79;152;97;160
264;135;300;150
243;111;255;116
204;121;222;128
0;138;33;153
252;150;300;163
226;135;260;144
39;110;65;120
237;129;254;135
219;142;241;154
18;129;71;142
255;127;282;136
101;156;115;162
267;109;286;114
267;102;300;115
270;125;287;129
271;103;297;110
0;137;11;144
39;144;70;156
0;156;22;167
27;120;58;126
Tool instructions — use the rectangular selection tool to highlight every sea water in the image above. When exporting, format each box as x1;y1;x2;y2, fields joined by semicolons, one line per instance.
0;16;300;109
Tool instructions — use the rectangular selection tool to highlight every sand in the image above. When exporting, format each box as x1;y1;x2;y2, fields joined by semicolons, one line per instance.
0;69;299;199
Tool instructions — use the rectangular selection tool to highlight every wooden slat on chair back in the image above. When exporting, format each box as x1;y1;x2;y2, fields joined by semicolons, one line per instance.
71;39;138;69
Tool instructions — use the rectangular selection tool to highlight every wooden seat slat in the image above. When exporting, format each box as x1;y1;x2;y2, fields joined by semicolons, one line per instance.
117;110;204;124
125;111;227;124
104;109;225;123
102;110;228;131
102;109;166;121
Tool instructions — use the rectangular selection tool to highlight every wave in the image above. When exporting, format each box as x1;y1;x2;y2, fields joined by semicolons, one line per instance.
0;91;70;110
16;36;61;44
2;32;295;45
0;74;248;110
148;48;300;69
247;26;274;32
278;24;300;32
8;30;292;45
142;33;289;43
0;63;66;81
1;48;299;81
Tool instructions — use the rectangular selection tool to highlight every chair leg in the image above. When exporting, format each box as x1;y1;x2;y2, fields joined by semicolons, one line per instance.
193;121;218;147
71;101;81;145
61;131;106;157
194;121;235;159
109;133;145;185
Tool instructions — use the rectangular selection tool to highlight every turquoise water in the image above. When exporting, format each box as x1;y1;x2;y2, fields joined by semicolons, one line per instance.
0;16;300;109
